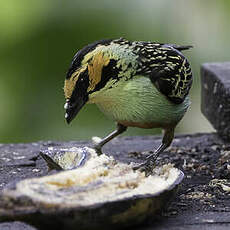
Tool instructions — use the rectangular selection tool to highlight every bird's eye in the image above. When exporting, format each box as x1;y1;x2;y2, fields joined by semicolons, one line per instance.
80;78;84;82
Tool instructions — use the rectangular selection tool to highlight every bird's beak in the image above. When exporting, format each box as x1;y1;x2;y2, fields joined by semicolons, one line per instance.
64;97;87;124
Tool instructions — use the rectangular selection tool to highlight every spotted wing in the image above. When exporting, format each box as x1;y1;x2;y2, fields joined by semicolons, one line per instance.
135;42;193;104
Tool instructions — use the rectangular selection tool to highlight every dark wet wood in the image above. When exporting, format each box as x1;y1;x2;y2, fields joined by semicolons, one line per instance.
0;133;230;229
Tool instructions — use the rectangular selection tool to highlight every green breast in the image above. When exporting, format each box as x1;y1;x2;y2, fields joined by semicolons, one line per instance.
92;76;190;127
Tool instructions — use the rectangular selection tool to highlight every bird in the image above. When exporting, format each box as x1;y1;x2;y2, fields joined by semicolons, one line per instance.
64;38;193;174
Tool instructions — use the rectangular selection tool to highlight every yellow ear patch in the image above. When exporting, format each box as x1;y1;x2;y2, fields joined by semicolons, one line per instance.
64;67;86;99
87;52;110;92
64;79;75;99
64;51;110;98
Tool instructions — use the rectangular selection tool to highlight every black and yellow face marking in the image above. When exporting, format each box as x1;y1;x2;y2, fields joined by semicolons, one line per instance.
85;51;110;93
64;39;113;100
89;53;111;92
64;66;90;123
64;40;114;123
64;66;87;99
64;51;112;100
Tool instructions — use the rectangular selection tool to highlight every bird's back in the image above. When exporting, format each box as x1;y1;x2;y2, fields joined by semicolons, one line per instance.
87;38;193;105
117;39;193;104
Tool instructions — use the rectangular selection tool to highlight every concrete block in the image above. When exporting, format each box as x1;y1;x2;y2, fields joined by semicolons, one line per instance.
201;62;230;140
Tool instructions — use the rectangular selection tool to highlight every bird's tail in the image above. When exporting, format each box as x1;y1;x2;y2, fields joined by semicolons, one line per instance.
170;44;193;51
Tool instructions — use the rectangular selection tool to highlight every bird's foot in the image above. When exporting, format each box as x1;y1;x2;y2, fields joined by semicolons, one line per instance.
93;145;103;156
133;160;156;176
133;153;158;176
92;136;103;156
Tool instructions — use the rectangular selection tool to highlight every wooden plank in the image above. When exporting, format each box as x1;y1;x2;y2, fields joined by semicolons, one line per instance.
0;133;230;229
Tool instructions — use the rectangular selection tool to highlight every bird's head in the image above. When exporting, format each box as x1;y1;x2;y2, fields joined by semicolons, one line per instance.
64;40;110;123
64;39;138;123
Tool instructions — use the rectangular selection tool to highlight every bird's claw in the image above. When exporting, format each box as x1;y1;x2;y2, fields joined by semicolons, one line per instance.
132;160;155;176
93;145;103;156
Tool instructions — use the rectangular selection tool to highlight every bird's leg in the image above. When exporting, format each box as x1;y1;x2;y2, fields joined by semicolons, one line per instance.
133;127;175;175
94;123;127;155
146;127;174;163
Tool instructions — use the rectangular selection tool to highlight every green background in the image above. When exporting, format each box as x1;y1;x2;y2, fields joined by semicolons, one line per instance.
1;0;230;143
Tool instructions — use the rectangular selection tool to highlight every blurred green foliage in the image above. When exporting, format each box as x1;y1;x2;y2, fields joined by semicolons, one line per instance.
0;0;230;143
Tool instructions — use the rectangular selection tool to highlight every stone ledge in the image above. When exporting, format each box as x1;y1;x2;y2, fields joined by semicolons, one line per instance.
201;62;230;140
